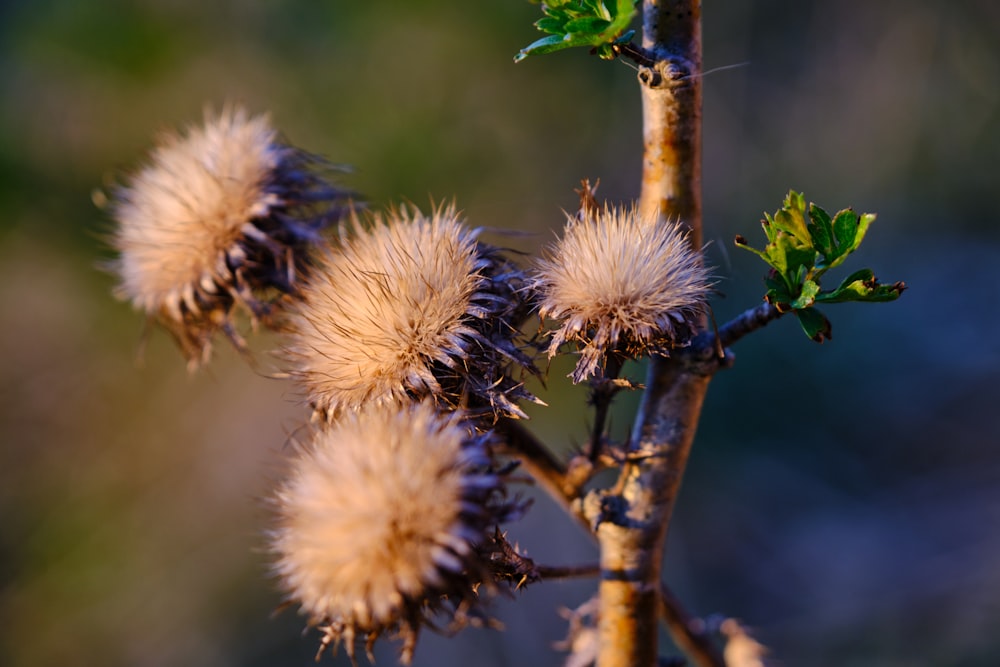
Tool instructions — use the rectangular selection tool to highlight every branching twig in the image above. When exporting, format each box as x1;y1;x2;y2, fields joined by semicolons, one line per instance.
681;301;785;369
495;418;724;665
716;301;783;348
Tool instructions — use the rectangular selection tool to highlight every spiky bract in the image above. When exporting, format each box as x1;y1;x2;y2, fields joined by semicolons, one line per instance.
284;204;536;421
270;401;513;664
531;205;712;382
110;106;351;368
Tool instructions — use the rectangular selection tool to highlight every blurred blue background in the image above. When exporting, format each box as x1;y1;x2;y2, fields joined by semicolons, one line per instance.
1;1;998;665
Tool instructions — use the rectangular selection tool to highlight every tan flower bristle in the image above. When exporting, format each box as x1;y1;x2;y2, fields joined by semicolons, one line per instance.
270;401;512;664
531;204;712;382
283;204;537;421
110;106;351;368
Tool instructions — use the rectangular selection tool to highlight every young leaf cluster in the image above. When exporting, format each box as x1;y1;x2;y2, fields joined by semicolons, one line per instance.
515;0;637;62
736;191;906;341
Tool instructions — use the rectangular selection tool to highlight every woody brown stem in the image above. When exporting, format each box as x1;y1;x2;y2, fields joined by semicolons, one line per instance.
596;2;719;666
496;418;724;666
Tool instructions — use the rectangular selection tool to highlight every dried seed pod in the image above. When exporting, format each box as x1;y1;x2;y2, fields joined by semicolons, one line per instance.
531;204;712;382
283;203;537;421
270;401;521;664
109;106;352;368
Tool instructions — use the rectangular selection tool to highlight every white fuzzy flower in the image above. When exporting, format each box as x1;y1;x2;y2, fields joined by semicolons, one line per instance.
284;204;536;420
270;401;510;664
532;205;712;382
109;106;350;368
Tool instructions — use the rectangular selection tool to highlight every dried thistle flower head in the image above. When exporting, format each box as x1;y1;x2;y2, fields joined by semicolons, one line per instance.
109;106;351;369
283;203;536;421
270;401;515;664
531;204;712;383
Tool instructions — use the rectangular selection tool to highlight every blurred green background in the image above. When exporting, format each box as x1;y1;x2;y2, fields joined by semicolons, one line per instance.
2;1;998;665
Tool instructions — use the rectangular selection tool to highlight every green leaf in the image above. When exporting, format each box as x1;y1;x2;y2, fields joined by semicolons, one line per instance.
790;279;820;309
515;35;572;61
855;212;875;250
535;17;566;34
771;233;817;277
764;272;793;306
738;191;904;333
761;213;780;244
516;0;637;61
807;203;834;257
816;269;907;304
832;208;859;253
772;206;811;245
795;307;833;342
563;17;612;34
785;190;806;213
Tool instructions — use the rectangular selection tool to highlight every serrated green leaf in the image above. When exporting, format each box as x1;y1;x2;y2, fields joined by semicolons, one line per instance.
832;208;859;252
831;268;874;294
795;307;832;342
773;208;811;245
515;35;572;61
817;269;906;304
784;190;806;213
517;0;637;61
742;191;903;327
790;279;821;309
854;212;875;251
764;273;793;304
860;281;906;302
773;234;817;276
535;17;566;34
807;203;834;256
762;240;788;276
563;16;612;34
584;0;612;19
761;214;780;244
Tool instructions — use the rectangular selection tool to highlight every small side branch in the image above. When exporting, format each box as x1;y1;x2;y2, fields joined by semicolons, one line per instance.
685;301;784;366
716;301;783;349
660;584;725;667
613;41;658;68
537;563;601;580
495;419;727;665
495;419;578;503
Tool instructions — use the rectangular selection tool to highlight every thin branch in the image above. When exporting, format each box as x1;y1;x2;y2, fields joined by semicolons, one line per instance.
715;301;784;350
660;584;725;667
682;301;785;368
613;41;657;68
494;419;593;538
537;563;601;580
494;418;723;664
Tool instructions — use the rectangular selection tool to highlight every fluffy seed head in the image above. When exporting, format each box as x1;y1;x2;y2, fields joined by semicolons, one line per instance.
270;401;510;663
531;205;712;382
109;106;350;368
284;204;536;420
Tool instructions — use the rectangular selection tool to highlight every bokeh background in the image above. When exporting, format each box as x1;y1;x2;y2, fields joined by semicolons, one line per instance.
2;1;998;665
